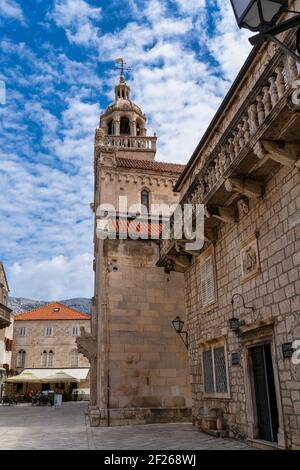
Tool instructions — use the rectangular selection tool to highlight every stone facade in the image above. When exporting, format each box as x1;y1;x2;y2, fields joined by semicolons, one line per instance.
11;303;91;394
12;318;90;371
158;5;300;451
0;262;13;397
80;72;192;426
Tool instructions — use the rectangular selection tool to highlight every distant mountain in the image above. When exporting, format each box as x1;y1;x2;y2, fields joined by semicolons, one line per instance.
8;297;92;315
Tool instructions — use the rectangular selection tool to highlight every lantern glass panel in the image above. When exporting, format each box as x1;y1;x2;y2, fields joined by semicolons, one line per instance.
172;316;184;333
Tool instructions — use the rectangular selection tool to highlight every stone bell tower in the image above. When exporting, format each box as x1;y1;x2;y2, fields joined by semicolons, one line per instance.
78;61;191;426
98;70;157;162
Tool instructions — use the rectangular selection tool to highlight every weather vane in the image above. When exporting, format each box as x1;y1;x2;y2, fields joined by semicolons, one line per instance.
114;58;131;79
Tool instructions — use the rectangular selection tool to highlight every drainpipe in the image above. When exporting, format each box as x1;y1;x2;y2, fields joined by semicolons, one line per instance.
107;372;110;427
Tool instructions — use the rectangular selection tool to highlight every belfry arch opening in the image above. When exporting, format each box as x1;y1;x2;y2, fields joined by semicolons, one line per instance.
120;117;130;135
107;120;115;135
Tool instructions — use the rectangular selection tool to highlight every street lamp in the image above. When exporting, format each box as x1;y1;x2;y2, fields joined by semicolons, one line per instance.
230;0;300;63
231;0;288;31
172;316;188;349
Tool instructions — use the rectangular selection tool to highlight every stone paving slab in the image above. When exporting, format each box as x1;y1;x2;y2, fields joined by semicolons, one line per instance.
0;402;252;450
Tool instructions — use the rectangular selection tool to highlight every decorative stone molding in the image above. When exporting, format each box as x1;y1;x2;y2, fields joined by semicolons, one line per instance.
240;233;260;282
237;198;250;220
76;327;97;362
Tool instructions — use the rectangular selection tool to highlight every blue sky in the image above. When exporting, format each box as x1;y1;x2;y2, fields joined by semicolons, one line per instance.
0;0;251;300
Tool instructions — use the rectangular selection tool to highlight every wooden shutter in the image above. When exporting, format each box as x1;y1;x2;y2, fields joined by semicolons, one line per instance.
200;255;215;307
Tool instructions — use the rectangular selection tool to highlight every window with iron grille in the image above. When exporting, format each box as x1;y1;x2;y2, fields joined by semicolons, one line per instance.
71;349;78;367
203;350;214;393
202;344;228;396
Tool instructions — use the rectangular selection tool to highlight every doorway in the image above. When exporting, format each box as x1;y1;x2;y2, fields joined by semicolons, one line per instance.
250;344;279;442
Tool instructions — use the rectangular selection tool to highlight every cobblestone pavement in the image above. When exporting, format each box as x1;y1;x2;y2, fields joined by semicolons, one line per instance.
0;402;252;450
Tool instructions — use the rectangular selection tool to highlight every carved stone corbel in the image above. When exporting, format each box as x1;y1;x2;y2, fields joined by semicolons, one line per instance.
168;254;191;272
260;140;300;166
207;206;237;224
225;177;263;199
175;240;203;257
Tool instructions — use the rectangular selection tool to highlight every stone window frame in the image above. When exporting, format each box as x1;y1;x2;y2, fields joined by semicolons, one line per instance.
70;349;78;367
44;326;54;337
48;350;54;367
41;350;47;367
199;244;218;312
17;350;26;368
201;337;230;400
19;327;27;337
141;187;151;214
72;325;79;337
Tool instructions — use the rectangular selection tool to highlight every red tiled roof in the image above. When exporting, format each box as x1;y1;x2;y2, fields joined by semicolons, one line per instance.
15;302;90;321
107;219;164;237
116;157;185;174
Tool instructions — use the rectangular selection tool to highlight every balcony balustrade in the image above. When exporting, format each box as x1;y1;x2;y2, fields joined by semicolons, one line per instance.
158;43;300;271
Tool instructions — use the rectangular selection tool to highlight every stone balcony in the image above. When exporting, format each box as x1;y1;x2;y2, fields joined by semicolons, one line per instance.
158;44;300;272
103;135;157;152
0;303;12;329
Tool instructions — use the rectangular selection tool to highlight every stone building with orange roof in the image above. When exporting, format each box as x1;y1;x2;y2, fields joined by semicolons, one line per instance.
11;302;91;398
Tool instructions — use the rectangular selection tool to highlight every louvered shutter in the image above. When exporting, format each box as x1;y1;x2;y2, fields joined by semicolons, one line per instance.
200;255;215;307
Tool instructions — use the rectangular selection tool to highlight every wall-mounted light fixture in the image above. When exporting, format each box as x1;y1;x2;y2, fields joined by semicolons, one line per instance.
230;0;300;63
229;293;255;333
172;316;188;349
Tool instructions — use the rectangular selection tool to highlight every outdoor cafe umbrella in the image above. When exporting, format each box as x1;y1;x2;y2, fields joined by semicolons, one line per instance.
6;371;41;383
42;370;78;383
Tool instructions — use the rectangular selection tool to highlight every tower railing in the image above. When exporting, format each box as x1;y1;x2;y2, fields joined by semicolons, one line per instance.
104;135;157;151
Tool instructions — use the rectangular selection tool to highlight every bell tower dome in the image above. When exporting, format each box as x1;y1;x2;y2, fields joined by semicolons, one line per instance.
97;60;157;161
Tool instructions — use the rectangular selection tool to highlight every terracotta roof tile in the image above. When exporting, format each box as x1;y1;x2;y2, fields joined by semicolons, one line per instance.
116;157;185;174
107;219;164;237
15;302;90;321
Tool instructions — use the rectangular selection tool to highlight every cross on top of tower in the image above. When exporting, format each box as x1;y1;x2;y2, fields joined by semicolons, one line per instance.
115;58;131;83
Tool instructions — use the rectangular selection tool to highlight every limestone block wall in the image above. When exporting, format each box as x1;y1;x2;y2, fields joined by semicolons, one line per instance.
12;319;91;370
102;238;191;416
99;166;180;212
185;164;300;449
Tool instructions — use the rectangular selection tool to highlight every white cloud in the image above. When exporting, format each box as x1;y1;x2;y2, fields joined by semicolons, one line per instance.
174;0;206;15
0;0;254;300
207;0;252;81
93;0;252;164
0;0;24;22
9;254;93;299
51;0;101;46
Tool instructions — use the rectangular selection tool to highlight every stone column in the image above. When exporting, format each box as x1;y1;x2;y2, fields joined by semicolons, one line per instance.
130;119;137;137
114;118;120;136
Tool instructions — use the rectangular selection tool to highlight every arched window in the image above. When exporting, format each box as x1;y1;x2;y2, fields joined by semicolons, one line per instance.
141;189;150;214
48;350;54;367
17;350;26;368
41;350;47;367
120;117;130;135
107;120;115;136
71;349;78;367
136;121;141;136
